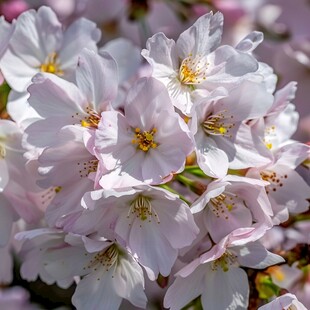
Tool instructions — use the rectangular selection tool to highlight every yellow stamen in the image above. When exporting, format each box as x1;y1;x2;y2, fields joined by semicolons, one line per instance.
179;54;208;85
54;186;62;193
40;52;63;75
132;127;158;152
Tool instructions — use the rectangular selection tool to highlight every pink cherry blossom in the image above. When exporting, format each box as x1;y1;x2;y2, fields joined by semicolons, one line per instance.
191;175;273;243
70;185;199;280
190;80;273;177
164;228;284;310
92;77;194;188
24;49;118;227
0;16;15;60
16;229;147;309
246;142;310;224
258;293;307;310
0;6;101;93
142;12;261;115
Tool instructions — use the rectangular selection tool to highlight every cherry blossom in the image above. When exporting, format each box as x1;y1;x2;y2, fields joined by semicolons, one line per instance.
164;228;284;310
0;6;101;93
70;185;199;280
142;11;261;115
92;77;194;188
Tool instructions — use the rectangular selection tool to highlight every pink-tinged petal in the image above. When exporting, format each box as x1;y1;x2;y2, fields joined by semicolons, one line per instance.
216;123;271;169
4;8;59;64
0;195;17;246
4;181;43;224
154;201;198;248
164;264;205;310
0;6;62;92
14;7;62;61
18;231;66;283
202;266;249;310
0;244;13;284
233;242;285;269
205;46;258;85
142;119;193;182
82;236;111;253
59;18;101;71
0;161;9;191
218;81;274;121
70;206;115;237
6;91;40;127
125;77;175;128
266;165;309;214
28;73;87;118
43;246;90;280
113;255;147;308
95;111;134;170
96;78;193;187
268;82;297;116
15;228;61;241
275;142;310;169
76;49;118;112
258;293;307;310
0;17;14;59
25;116;77;148
72;268;122;310
99;162;145;189
191;180;227;214
142;32;178;75
227;227;268;247
204;200;252;243
0;50;38;92
45;178;93;229
101;38;141;83
37;127;95;186
223;175;273;219
195;132;229;178
129;220;178;280
235;31;264;53
177;12;223;58
270;104;299;144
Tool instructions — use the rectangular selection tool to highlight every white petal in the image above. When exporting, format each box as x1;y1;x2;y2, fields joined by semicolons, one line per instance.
234;241;285;269
76;48;117;112
164;264;205;310
59;18;101;70
72;269;122;310
177;12;223;58
113;254;147;308
101;38;141;83
235;31;264;53
0;194;16;246
202;266;249;310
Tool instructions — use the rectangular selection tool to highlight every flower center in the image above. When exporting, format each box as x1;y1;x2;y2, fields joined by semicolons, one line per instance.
128;195;160;224
132;127;158;152
87;244;119;273
211;251;237;272
209;193;237;219
179;54;208;85
0;143;6;159
263;125;277;150
40;52;63;75
80;107;101;129
202;111;235;137
260;170;287;194
77;159;99;178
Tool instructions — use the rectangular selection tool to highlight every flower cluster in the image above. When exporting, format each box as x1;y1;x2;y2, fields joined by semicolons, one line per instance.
0;4;309;310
